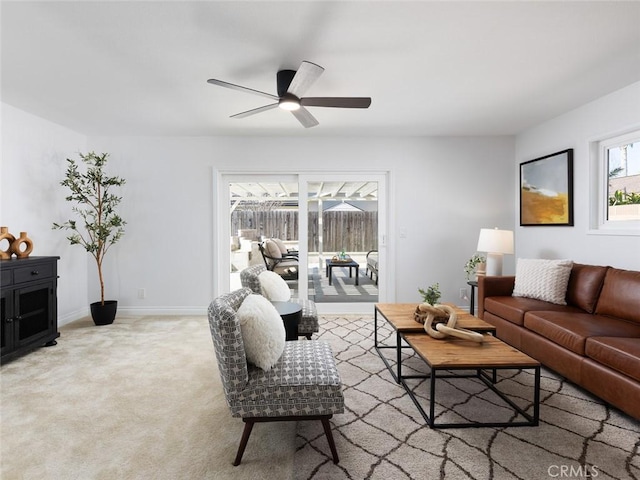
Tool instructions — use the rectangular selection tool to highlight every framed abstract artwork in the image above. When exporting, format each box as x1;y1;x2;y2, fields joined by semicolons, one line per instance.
520;149;574;226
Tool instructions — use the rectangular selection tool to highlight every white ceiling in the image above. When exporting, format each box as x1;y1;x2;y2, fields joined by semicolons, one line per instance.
2;1;639;137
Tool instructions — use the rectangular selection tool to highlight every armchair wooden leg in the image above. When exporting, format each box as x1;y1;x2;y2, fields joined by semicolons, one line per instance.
233;415;339;465
233;419;255;466
321;417;339;464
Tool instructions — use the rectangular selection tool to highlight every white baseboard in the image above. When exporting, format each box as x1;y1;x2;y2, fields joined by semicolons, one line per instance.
59;304;473;325
58;307;90;327
116;306;209;316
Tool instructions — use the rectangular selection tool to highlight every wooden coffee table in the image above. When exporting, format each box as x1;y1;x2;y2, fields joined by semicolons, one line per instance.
374;303;496;383
401;333;541;428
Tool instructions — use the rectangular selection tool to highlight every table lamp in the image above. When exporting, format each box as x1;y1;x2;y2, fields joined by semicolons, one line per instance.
476;228;514;276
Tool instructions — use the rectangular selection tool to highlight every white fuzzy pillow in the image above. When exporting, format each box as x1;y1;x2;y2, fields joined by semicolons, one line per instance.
258;270;291;302
236;294;285;371
513;258;574;305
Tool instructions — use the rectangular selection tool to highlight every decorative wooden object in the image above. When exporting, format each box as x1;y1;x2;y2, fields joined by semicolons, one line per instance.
0;227;16;260
417;303;485;343
414;304;447;324
11;232;33;258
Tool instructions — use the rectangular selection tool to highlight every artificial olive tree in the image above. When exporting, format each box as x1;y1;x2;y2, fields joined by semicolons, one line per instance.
53;152;126;305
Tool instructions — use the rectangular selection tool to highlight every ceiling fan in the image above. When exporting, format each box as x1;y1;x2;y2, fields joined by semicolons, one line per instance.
207;61;371;128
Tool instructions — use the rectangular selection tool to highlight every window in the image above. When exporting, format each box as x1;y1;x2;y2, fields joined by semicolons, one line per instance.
591;130;640;234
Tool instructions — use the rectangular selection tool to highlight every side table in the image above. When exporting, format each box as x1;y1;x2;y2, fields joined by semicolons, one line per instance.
467;280;478;314
271;301;301;341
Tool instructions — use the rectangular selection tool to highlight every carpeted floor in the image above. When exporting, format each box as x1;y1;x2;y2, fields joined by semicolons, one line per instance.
294;316;640;480
0;315;295;480
2;314;638;480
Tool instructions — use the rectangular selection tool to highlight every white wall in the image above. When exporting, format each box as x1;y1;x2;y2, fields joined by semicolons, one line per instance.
6;76;639;321
88;135;515;314
515;82;640;270
1;104;89;325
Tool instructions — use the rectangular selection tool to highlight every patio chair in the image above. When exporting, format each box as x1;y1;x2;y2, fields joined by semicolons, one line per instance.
270;238;299;259
208;288;344;465
240;264;319;339
366;250;379;285
259;240;299;280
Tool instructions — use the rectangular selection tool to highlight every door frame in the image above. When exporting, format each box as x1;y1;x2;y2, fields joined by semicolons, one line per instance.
214;169;393;312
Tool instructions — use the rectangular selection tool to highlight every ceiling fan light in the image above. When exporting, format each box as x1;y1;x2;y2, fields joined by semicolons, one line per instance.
279;98;300;111
278;95;300;112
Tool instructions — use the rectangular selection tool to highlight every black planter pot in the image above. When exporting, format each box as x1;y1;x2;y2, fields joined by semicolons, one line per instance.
90;300;118;326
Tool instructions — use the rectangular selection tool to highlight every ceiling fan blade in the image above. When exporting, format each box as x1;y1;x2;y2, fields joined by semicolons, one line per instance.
286;61;324;98
230;103;278;119
207;79;279;101
291;106;319;128
301;97;372;109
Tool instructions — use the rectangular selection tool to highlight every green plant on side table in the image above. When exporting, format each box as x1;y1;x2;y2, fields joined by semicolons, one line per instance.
53;151;126;326
464;253;486;281
418;282;441;306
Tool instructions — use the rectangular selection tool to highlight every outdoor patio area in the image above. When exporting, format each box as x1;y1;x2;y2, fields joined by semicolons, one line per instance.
228;180;380;304
230;253;378;303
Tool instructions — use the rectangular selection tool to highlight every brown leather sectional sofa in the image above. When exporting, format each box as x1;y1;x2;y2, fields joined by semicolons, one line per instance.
478;264;640;420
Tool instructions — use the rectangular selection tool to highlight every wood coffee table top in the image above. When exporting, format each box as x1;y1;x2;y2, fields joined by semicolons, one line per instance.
402;333;540;369
375;303;496;333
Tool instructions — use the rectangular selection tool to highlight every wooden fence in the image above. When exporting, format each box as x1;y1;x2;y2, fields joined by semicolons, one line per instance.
231;210;378;252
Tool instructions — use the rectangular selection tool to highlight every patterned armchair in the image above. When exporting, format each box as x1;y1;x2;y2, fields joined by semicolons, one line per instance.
208;288;344;465
240;264;319;339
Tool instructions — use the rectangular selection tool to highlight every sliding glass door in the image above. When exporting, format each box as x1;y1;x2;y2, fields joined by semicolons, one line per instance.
217;172;387;311
224;175;299;294
303;177;382;306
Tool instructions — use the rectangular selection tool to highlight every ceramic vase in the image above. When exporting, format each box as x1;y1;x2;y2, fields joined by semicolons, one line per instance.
475;262;487;280
0;227;16;260
12;232;33;258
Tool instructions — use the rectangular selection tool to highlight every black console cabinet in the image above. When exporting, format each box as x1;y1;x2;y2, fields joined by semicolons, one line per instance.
1;256;60;363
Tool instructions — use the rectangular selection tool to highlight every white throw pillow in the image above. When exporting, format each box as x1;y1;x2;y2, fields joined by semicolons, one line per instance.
236;294;285;371
513;258;573;305
258;270;291;302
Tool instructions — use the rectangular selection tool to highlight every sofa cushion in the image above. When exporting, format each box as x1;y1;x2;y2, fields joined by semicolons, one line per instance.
595;268;640;324
271;238;289;255
523;311;640;355
264;240;282;259
513;258;573;305
585;337;640;382
565;263;608;313
484;296;582;326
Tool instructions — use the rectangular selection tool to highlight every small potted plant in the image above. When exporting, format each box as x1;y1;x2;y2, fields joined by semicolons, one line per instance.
414;283;444;324
53;152;126;325
418;282;441;306
464;253;486;281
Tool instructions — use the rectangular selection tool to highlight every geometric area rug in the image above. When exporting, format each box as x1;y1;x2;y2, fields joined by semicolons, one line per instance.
294;316;640;480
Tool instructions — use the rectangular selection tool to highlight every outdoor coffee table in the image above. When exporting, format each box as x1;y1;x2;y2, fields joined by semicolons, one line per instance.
325;258;359;286
401;333;541;428
374;303;496;383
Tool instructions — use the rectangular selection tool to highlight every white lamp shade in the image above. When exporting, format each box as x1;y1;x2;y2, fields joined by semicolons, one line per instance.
477;228;514;254
477;228;514;276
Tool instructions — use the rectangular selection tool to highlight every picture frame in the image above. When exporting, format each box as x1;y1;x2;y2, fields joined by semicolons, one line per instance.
520;149;574;226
